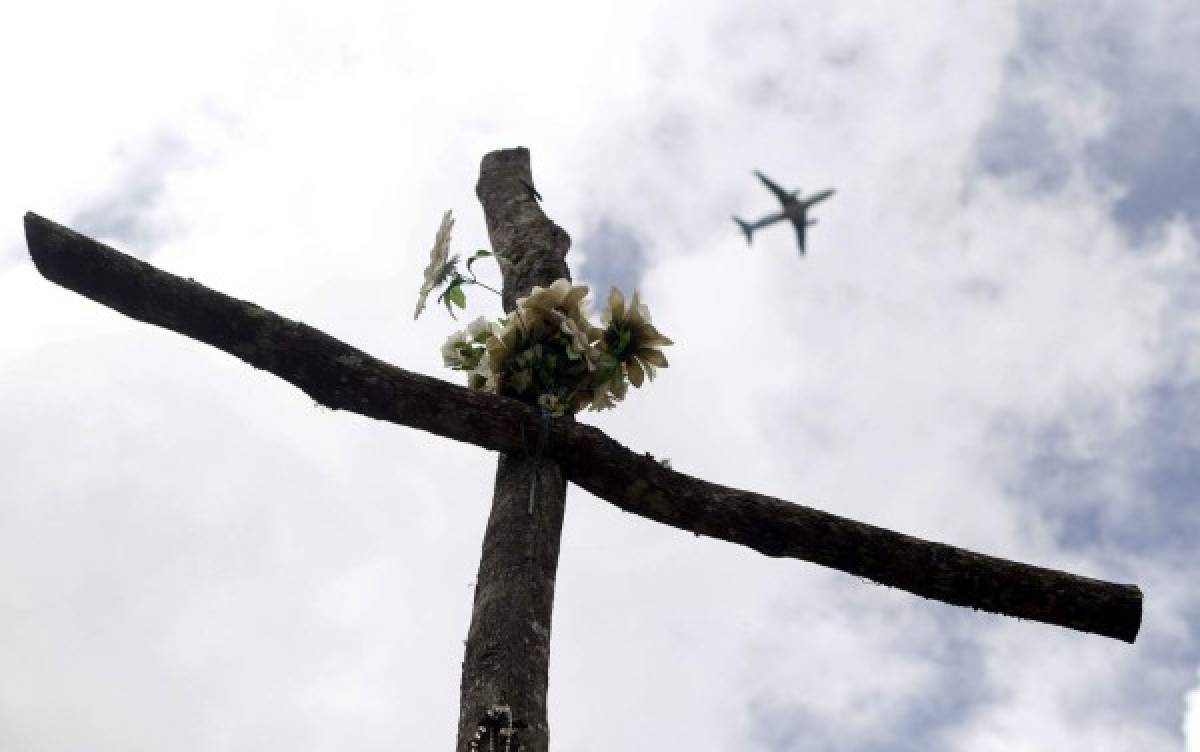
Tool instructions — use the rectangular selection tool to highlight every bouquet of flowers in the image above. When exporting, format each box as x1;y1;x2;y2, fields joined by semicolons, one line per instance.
415;211;672;416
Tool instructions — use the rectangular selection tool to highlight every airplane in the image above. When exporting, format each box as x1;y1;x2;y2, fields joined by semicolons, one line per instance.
733;170;835;254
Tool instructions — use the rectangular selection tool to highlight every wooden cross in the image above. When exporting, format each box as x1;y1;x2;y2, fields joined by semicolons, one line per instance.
24;147;1142;752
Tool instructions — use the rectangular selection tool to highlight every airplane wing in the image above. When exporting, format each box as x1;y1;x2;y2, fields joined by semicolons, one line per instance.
790;216;807;254
753;170;795;206
802;188;836;208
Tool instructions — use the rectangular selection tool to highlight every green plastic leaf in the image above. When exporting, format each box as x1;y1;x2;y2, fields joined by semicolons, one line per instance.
616;327;632;355
466;249;493;276
440;282;466;318
436;272;462;300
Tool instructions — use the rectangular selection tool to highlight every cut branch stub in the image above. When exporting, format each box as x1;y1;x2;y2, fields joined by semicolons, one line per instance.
475;147;571;311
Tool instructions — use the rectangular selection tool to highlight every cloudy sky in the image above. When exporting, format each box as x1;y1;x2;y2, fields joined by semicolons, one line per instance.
2;1;1198;749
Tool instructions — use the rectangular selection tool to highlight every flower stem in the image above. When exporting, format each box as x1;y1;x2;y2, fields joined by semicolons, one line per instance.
465;274;502;298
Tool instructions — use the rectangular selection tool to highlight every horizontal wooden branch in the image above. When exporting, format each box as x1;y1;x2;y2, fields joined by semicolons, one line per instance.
24;212;1143;643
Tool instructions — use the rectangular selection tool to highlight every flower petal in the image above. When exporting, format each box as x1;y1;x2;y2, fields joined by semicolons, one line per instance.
639;324;674;347
638;347;669;369
606;287;625;325
563;283;589;312
589;384;616;411
466;315;491;341
548;278;572;305
414;210;455;319
628;290;642;318
610;374;628;399
440;331;466;365
414;280;435;319
626;356;645;387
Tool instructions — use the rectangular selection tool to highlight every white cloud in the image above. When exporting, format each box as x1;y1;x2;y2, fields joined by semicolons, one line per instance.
1187;669;1200;752
3;1;1200;750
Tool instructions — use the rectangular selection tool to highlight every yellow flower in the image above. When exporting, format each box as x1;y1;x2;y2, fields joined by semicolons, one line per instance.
414;210;456;319
599;287;673;387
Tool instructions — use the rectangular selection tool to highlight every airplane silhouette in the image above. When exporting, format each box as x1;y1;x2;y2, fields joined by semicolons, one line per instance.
733;170;835;254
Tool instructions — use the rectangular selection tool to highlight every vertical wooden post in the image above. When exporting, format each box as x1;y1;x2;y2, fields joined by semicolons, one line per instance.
456;148;572;752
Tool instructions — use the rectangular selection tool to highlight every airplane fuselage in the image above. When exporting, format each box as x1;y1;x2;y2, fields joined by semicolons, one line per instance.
744;197;826;232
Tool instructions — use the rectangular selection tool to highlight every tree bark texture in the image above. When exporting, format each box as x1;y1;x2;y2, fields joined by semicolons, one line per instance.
24;210;1143;646
454;148;572;751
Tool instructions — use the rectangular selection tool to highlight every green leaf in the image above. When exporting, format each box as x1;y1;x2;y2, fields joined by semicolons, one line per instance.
436;272;463;301
441;282;466;318
604;324;633;356
466;249;493;276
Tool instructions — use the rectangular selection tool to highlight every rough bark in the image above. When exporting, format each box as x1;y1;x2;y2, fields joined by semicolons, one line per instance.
454;148;572;751
23;210;1143;645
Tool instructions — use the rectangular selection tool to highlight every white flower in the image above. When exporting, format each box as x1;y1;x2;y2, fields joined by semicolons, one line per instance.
584;380;619;411
414;210;456;319
574;368;628;412
485;316;522;372
549;310;597;370
516;278;595;337
599;287;673;387
441;319;488;372
469;351;496;391
440;330;468;368
448;279;673;416
465;315;491;342
517;278;590;320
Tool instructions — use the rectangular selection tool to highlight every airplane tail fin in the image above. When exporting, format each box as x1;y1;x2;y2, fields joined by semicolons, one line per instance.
733;217;754;244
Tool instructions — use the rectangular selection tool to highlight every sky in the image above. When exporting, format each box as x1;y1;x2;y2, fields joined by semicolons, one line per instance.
1;1;1198;750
